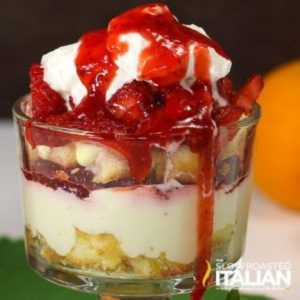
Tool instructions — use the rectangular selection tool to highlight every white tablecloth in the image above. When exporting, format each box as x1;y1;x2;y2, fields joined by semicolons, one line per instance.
0;120;299;299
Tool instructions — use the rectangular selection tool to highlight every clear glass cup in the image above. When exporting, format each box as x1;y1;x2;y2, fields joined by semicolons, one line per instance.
13;95;260;299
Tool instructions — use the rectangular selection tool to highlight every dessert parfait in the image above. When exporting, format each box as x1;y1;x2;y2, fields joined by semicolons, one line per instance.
13;3;263;299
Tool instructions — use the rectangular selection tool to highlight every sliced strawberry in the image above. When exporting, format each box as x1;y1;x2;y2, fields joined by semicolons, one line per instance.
217;77;235;101
106;81;156;124
164;87;195;120
137;108;165;134
232;74;264;114
29;64;66;119
192;81;214;106
213;106;244;126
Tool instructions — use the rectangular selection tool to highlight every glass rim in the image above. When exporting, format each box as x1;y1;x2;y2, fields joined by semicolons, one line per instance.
12;94;261;137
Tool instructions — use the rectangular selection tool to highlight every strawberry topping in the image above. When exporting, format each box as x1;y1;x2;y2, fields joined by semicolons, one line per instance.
107;81;158;124
29;64;67;119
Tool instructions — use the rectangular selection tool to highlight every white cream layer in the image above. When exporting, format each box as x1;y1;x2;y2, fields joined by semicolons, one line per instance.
22;175;251;264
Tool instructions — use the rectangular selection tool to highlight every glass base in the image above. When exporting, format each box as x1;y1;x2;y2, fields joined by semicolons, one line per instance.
28;253;242;298
28;253;194;297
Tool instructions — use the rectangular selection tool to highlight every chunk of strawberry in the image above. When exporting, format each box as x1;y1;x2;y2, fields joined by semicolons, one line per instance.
232;74;264;114
106;81;156;124
217;77;235;101
213;105;244;126
192;81;214;107
164;87;195;121
137;108;165;135
29;64;66;119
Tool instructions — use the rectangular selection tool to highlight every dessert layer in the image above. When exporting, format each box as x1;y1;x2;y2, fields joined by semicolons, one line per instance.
22;175;252;264
26;229;192;278
26;141;201;187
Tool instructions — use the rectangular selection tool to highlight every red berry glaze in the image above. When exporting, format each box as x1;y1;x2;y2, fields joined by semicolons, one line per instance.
75;29;117;111
107;3;228;86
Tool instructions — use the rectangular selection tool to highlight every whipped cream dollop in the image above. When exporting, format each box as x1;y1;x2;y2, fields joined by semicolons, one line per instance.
41;43;87;108
40;24;231;109
181;24;232;91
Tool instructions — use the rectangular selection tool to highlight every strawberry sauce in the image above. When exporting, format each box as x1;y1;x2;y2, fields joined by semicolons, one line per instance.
25;3;264;299
193;135;216;299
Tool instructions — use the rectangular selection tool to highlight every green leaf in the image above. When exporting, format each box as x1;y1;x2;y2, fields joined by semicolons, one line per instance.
0;238;94;300
0;238;275;300
226;289;240;300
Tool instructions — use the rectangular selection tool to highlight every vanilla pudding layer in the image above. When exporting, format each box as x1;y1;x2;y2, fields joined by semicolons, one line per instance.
22;174;252;277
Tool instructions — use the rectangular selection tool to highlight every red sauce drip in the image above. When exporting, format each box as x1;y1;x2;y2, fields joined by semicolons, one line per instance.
75;29;117;113
191;130;216;300
100;139;152;180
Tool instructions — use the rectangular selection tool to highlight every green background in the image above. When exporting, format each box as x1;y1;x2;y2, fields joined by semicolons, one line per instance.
0;238;273;300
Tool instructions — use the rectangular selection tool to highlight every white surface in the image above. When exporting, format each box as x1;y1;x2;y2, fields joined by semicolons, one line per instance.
0;120;299;299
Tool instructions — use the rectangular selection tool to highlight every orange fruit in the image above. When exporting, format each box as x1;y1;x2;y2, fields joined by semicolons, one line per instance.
254;60;300;210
